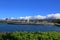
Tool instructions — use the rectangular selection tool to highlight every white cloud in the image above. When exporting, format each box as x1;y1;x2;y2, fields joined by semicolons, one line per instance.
10;17;15;19
18;13;60;19
33;15;46;19
19;15;46;19
25;16;32;19
46;13;60;19
19;16;32;19
19;17;25;19
35;15;46;19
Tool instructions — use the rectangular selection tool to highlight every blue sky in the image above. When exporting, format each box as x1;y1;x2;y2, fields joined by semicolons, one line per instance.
0;0;60;18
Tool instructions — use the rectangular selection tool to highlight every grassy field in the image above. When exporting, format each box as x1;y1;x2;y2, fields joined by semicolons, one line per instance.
0;31;60;40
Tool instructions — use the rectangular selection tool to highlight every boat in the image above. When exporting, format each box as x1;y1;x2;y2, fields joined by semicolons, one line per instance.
54;23;60;26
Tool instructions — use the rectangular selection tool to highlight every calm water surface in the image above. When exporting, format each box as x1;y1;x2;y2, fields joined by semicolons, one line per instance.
0;24;60;32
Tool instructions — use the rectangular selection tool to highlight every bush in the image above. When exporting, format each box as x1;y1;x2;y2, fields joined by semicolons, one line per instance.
0;32;60;40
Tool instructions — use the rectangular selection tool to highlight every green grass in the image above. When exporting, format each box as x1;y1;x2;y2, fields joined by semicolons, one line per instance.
0;32;60;40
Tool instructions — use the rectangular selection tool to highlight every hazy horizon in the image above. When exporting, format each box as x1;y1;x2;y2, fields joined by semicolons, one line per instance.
0;13;60;20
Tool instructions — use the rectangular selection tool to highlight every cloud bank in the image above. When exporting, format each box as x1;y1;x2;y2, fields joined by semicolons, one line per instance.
19;13;60;19
2;13;60;20
46;13;60;19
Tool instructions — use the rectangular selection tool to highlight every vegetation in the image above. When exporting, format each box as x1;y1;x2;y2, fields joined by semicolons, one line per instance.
0;32;60;40
51;19;60;23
